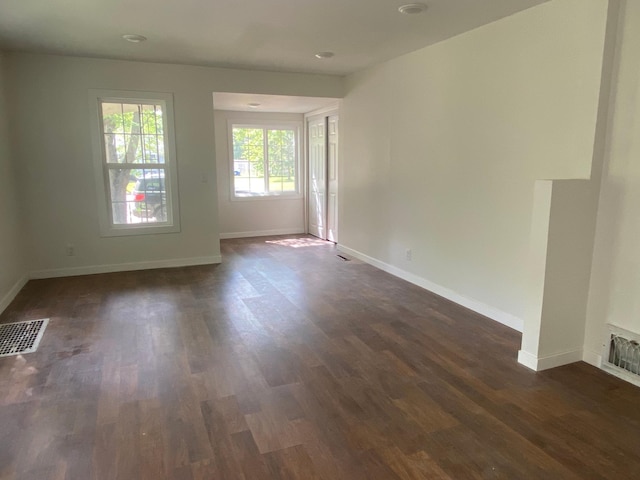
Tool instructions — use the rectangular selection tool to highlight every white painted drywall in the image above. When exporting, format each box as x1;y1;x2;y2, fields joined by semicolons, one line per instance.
0;53;27;311
214;110;305;238
340;0;607;328
520;180;553;357
585;0;640;360
4;53;343;276
536;180;599;362
520;0;620;370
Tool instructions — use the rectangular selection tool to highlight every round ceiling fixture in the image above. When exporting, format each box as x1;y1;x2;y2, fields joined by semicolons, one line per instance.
122;34;147;43
398;3;428;14
314;51;335;59
247;103;261;108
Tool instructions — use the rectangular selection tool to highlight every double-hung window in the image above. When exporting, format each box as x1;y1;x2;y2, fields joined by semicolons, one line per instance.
89;90;180;236
230;122;301;198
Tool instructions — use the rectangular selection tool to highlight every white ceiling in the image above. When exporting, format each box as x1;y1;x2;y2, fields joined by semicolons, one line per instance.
0;0;549;76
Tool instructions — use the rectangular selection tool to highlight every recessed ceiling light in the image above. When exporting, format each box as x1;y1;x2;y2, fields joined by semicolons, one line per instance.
398;3;428;14
314;51;335;59
122;34;147;43
247;103;261;108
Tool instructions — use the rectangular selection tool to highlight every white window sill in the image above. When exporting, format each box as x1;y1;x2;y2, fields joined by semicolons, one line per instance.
231;193;303;202
99;223;180;237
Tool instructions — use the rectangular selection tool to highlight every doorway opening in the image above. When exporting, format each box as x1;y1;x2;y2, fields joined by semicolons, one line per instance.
212;93;339;241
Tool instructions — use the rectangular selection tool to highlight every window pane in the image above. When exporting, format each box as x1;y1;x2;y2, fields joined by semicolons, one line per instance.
102;101;166;165
157;137;165;163
123;134;143;163
103;133;126;163
231;125;297;197
140;104;159;134
142;135;162;163
232;127;265;196
101;103;125;133
269;172;284;193
249;178;265;193
109;168;169;224
152;105;164;135
94;93;178;236
267;129;296;193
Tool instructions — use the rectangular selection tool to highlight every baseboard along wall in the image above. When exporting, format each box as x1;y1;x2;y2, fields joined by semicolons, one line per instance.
338;244;524;332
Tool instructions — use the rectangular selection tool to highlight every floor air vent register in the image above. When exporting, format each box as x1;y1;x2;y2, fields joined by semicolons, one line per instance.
0;318;49;357
603;324;640;388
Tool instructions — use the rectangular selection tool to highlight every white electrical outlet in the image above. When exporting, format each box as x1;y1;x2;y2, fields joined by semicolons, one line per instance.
405;249;412;261
66;243;75;256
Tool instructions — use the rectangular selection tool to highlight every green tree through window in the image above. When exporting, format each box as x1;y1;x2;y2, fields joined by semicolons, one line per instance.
101;102;168;224
90;90;179;236
232;125;298;196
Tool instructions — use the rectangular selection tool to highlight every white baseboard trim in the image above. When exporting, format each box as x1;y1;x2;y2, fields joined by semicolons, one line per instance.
29;255;222;279
220;228;305;240
337;244;524;332
582;349;602;368
0;274;29;314
518;348;583;371
517;350;539;370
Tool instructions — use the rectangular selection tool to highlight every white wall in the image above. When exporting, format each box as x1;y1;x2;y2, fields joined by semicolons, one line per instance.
4;53;343;277
0;53;27;311
585;0;640;360
519;178;602;370
519;0;620;371
214;110;305;238
339;0;607;331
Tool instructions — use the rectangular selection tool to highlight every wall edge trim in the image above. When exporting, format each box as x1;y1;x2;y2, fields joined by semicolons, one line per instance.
518;348;584;371
220;228;305;239
517;350;539;371
0;274;29;314
29;255;222;279
582;349;602;368
337;244;524;332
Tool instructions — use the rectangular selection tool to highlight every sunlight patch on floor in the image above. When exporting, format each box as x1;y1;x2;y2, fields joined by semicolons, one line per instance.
265;237;331;248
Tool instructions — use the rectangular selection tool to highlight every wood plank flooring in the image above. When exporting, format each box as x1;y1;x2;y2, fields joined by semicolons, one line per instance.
1;235;639;479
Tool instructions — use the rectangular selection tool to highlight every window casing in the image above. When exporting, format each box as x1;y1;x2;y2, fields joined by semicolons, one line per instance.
229;121;301;199
89;90;180;236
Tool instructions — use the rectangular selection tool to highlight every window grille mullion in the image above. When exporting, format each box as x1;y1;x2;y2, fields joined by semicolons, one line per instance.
138;104;144;164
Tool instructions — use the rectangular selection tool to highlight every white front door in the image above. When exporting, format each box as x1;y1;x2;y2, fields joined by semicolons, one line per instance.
327;114;339;243
308;117;326;239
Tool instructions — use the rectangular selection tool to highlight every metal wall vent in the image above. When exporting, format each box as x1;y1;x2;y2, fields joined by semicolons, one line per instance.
0;319;49;357
602;324;640;388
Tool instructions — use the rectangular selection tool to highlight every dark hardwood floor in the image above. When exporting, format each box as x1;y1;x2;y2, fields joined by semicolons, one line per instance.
1;235;639;479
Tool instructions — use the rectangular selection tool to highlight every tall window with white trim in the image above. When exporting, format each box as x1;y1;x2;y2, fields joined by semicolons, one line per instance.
90;91;180;236
231;123;300;198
